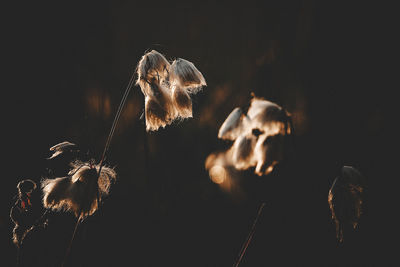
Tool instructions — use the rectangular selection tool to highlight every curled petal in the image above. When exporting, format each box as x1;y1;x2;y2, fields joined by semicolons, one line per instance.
218;108;249;141
169;58;206;93
48;141;77;159
136;50;170;91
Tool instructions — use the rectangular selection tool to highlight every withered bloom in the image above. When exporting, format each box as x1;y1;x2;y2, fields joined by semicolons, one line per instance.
136;50;206;131
10;179;45;247
328;166;366;242
207;95;292;181
48;141;78;160
42;161;116;220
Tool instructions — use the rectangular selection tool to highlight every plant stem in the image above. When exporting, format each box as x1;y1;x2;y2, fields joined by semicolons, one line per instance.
233;202;266;267
61;216;81;267
16;246;20;267
98;69;136;174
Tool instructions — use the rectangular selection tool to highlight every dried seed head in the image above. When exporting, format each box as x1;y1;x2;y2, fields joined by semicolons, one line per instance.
17;179;37;197
48;141;77;159
136;50;207;131
10;179;45;247
328;166;366;242
42;161;116;219
211;95;292;177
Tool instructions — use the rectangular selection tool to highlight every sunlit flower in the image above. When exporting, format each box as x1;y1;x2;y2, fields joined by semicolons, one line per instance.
136;50;206;131
41;160;116;220
207;95;293;182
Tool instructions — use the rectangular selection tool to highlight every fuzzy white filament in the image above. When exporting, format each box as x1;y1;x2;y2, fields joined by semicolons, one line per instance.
136;50;206;131
42;161;116;219
169;58;206;93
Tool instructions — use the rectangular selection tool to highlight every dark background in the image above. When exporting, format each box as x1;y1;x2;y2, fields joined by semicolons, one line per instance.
1;1;397;266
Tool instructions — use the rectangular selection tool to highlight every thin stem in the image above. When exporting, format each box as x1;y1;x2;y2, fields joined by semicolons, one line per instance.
16;246;20;267
233;202;266;267
61;216;81;267
61;67;136;266
98;69;136;174
142;112;150;189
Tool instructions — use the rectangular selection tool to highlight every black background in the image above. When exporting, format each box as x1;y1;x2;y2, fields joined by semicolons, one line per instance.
1;1;397;266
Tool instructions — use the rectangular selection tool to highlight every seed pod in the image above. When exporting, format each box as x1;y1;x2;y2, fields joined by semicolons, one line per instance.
42;161;116;220
136;50;207;131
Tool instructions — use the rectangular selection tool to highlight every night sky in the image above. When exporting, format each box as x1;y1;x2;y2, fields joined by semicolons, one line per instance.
1;1;397;266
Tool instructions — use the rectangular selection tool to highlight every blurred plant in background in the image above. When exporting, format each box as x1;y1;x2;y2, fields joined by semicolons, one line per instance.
205;94;294;194
328;166;366;242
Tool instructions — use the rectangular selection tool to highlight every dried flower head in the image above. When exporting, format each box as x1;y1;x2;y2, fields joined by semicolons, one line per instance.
136;50;206;131
16;179;37;199
328;166;366;242
209;95;292;179
10;179;45;247
48;141;78;159
41;161;116;220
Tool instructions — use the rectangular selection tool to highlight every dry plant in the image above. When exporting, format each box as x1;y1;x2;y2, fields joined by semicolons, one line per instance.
47;141;78;160
205;94;294;267
136;50;206;131
10;179;46;248
10;179;47;266
328;165;366;242
42;142;118;267
41;160;116;220
10;48;207;266
206;94;293;192
34;53;136;266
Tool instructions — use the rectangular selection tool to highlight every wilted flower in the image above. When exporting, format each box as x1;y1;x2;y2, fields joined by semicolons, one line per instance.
10;179;45;247
41;160;116;220
207;95;293;183
46;141;86;179
47;141;78;160
136;50;206;131
328;166;366;242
